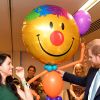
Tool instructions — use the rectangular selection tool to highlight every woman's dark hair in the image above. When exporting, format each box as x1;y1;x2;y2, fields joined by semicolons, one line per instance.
0;53;20;99
13;78;20;85
0;53;11;85
27;65;36;72
6;76;20;99
0;53;11;65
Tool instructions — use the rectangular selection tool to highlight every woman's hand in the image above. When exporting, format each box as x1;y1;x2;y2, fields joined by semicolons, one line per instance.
15;66;25;80
75;96;83;100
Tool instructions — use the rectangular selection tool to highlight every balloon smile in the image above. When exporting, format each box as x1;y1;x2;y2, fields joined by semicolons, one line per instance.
37;34;74;57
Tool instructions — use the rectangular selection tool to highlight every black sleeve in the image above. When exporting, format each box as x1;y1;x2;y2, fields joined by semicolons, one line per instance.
63;72;87;87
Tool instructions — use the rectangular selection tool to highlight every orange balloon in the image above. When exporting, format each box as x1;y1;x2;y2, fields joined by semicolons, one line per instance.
42;71;64;98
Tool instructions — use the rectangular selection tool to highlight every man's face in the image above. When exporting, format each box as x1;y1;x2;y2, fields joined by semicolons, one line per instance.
88;49;100;68
28;67;35;78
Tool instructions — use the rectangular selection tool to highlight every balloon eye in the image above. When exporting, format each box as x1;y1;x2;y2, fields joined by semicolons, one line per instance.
50;22;53;28
61;23;64;30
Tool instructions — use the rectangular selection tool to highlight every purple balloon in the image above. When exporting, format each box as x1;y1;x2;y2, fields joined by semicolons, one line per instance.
51;96;62;100
46;96;62;100
51;98;57;100
46;96;51;100
56;96;62;100
74;10;91;36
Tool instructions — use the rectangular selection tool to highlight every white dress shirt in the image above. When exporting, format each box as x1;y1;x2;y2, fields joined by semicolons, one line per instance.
88;69;100;100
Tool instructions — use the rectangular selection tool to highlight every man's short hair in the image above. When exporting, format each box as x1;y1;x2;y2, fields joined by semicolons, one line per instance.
27;65;36;72
87;39;100;55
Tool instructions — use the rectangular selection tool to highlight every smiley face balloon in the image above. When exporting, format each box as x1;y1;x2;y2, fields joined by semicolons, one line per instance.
22;5;80;64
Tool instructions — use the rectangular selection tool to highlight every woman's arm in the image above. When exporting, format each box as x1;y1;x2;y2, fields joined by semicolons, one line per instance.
17;86;27;100
16;67;33;100
69;84;77;99
79;92;84;100
30;89;40;100
17;84;40;100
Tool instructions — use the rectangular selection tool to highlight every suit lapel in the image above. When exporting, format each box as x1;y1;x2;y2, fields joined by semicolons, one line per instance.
85;68;98;99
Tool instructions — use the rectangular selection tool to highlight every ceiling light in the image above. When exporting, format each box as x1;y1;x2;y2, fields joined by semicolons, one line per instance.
79;0;100;11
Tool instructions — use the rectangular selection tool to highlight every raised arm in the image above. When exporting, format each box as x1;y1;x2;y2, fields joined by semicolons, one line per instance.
15;67;34;100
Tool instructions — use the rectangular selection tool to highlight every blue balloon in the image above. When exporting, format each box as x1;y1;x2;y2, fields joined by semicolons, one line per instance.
44;64;52;71
52;64;57;70
44;64;58;71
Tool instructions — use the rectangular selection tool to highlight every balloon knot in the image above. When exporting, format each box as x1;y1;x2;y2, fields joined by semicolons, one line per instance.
44;64;57;72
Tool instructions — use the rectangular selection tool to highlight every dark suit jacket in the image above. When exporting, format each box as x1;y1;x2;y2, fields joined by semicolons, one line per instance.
63;67;100;100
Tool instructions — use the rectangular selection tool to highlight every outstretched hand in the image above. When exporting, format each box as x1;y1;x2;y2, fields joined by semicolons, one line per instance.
56;70;65;77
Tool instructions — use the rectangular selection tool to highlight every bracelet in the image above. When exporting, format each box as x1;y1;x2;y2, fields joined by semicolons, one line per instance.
22;80;30;88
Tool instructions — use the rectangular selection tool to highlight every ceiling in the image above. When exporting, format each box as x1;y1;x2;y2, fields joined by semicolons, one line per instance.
0;0;100;55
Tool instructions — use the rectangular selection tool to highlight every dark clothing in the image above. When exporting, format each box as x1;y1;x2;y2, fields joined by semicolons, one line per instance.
26;77;43;95
63;67;100;100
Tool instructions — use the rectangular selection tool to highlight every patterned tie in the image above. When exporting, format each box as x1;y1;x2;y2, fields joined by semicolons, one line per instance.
88;69;100;100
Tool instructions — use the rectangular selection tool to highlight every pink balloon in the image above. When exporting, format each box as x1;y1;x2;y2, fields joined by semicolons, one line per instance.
74;10;91;36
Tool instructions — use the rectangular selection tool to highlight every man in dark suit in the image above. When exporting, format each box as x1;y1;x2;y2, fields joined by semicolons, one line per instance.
60;39;100;100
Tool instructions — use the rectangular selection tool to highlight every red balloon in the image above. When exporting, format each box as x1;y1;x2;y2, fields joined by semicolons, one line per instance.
42;71;64;98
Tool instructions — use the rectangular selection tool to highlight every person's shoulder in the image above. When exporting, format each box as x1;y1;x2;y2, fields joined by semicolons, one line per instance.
89;67;99;70
88;67;99;74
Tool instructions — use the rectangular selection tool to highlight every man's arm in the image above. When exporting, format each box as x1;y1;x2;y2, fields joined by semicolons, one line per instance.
63;72;87;87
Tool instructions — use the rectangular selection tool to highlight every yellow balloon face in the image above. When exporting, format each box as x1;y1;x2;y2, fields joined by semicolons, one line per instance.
22;5;80;64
